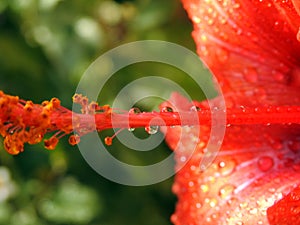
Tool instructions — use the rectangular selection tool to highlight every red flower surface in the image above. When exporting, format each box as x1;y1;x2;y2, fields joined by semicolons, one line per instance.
161;0;300;224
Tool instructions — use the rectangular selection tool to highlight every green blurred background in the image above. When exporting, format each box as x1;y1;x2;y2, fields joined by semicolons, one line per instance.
0;0;213;224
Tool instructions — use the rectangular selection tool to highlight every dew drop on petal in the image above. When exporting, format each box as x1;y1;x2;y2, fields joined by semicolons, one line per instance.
219;184;236;199
290;188;300;201
292;163;300;171
257;156;274;172
192;15;201;23
145;125;159;134
218;159;236;176
291;206;300;215
272;70;286;82
200;184;209;193
249;207;258;215
180;156;187;162
287;139;300;153
243;67;258;83
195;202;202;209
209;198;218;208
227;197;238;206
289;67;300;87
217;48;229;63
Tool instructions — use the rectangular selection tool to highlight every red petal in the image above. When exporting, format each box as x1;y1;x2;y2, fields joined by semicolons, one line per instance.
163;96;300;224
267;185;300;224
166;1;300;224
182;0;300;106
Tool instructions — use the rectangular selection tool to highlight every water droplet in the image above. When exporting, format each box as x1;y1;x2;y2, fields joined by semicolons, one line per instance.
290;188;300;201
268;187;276;193
233;3;240;8
188;181;194;187
249;207;258;215
200;184;209;193
195;202;202;208
201;34;208;42
270;139;283;150
208;213;220;222
207;18;214;25
190;105;201;111
180;156;186;162
254;87;266;99
292;163;300;171
218;159;236;176
217;48;229;62
235;221;244;225
219;17;227;24
297;27;300;42
192;15;201;23
161;106;173;112
272;70;287;82
145;125;159;134
236;28;243;35
209;198;218;208
129;107;141;114
239;201;248;209
243;67;258;83
219;184;236;199
227;197;238;206
257;156;274;172
288;140;300;153
289;67;300;87
291;206;300;215
128;127;135;132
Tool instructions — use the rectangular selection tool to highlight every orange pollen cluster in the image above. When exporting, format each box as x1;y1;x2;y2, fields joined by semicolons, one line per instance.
0;91;114;155
0;92;56;154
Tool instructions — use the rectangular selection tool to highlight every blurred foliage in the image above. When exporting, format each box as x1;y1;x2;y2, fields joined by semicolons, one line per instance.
0;0;213;224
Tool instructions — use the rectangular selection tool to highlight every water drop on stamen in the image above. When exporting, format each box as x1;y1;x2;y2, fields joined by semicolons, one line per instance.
128;127;135;132
161;106;173;112
190;105;201;111
145;125;159;134
104;137;113;146
129;107;141;114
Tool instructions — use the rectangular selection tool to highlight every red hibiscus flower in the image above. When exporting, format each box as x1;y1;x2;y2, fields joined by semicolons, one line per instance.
1;1;300;224
163;0;300;224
